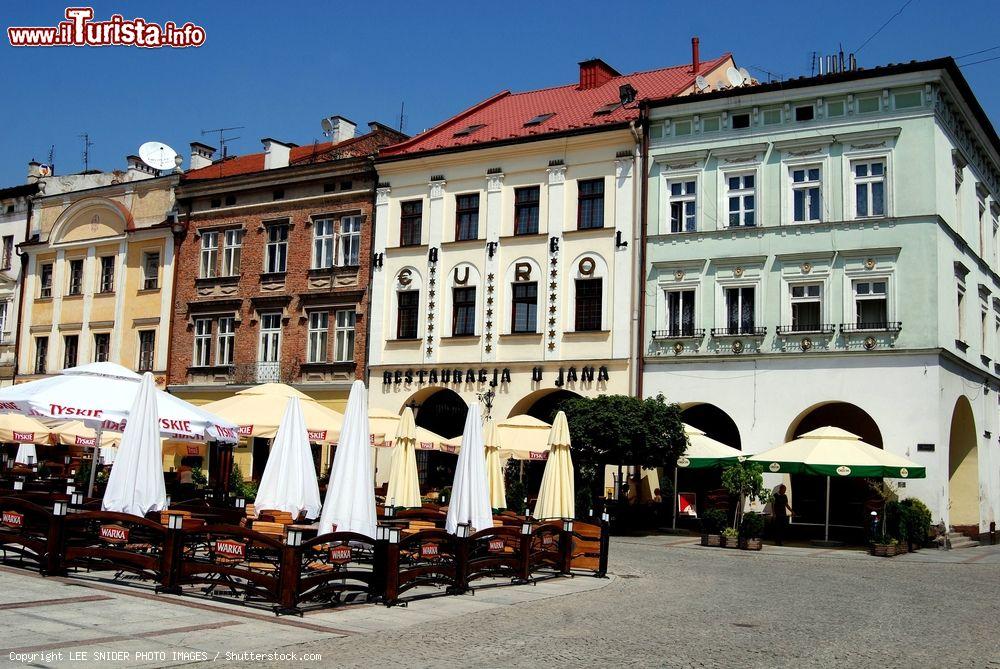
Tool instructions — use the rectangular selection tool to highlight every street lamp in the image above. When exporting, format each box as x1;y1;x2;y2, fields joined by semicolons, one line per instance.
477;388;495;420
286;529;303;547
168;513;184;530
53;500;68;517
457;522;471;538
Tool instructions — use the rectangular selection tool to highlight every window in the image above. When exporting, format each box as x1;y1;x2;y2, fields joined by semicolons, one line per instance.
307;311;329;363
826;100;846;117
857;95;880;114
0;302;7;339
216;317;235;366
668;180;697;232
197;231;217;278
312;218;335;269
138;331;155;371
258;313;282;363
453;123;485;137
99;256;115;293
702;116;721;132
400;200;422;246
957;286;966;342
575;278;602;331
894;90;922;109
577;179;605;230
142;252;160;290
666;290;695;336
396;291;419;339
673;120;692;136
63;335;78;369
67;259;83;295
455;194;479;240
93;333;110;362
853;160;886;218
977;189;988;256
193;318;213;367
452;287;476;336
39;263;53;298
791;166;822;223
762;108;782;125
794;105;815;122
726;173;756;227
223;229;243;276
524;112;555;127
339;215;361;266
514;186;540;235
731;113;751;129
790;284;822;332
272;189;285;201
854;280;888;328
0;236;12;270
224;195;236;206
264;223;288;273
335;309;356;362
981;305;989;354
725;287;755;333
511;282;538;333
34;337;48;375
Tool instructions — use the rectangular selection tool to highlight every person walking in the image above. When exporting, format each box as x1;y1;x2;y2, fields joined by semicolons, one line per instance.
772;484;794;546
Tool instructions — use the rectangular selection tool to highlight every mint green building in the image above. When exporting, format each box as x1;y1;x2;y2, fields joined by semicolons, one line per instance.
642;58;1000;539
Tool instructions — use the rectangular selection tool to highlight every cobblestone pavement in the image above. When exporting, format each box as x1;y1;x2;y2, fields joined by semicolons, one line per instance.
253;535;1000;669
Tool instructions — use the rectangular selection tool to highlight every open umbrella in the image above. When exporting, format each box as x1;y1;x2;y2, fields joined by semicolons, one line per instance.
52;420;120;450
200;383;343;443
386;407;421;508
748;426;926;542
253;396;322;520
317;381;376;537
672;424;744;528
484;419;507;510
533;411;575;520
445;403;493;535
0;414;51;446
445;414;551;460
102;373;167;517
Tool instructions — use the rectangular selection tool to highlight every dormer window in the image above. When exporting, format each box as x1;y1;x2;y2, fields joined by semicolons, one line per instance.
593;102;620;116
524;113;555;127
452;124;486;138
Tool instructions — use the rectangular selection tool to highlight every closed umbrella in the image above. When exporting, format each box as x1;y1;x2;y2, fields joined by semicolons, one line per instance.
749;426;926;541
14;443;37;465
672;424;744;528
484;419;507;510
0;414;51;446
253;396;322;520
102;373;167;517
445;403;493;535
534;411;575;520
386;407;421;508
317;381;376;537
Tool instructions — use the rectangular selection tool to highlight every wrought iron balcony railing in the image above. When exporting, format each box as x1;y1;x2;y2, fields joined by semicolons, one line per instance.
840;322;902;333
710;326;767;337
228;362;297;385
651;328;705;340
776;324;836;335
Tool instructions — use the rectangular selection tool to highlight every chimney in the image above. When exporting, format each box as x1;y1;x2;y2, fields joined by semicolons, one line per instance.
577;58;620;90
261;138;291;170
691;36;700;73
324;116;357;144
189;142;215;170
27;161;43;183
126;155;156;180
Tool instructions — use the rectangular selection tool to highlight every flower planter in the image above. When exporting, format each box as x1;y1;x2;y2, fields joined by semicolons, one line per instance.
721;535;740;548
871;543;898;557
701;534;722;547
741;538;762;551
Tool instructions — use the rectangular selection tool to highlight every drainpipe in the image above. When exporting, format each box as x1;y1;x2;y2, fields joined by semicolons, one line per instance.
636;105;650;401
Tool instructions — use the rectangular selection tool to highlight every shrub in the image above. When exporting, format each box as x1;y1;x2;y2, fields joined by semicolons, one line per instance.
191;466;207;487
229;463;256;501
740;512;765;539
900;498;932;547
506;480;527;515
884;500;908;543
722;527;739;539
700;508;727;535
440;485;452;503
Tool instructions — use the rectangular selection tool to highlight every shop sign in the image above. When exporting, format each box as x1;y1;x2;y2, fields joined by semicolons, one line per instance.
381;365;609;388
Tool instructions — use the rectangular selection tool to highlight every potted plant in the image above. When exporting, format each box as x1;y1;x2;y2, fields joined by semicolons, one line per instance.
721;526;739;548
872;538;899;557
740;512;765;550
720;461;771;532
700;508;727;547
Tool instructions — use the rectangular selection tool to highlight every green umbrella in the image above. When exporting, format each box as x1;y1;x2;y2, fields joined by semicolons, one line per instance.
672;424;744;528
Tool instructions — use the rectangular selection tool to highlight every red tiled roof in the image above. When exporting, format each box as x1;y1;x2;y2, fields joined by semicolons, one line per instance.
381;54;734;158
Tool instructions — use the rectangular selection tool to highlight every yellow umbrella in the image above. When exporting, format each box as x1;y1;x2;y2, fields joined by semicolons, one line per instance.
484;419;507;509
386;408;421;508
445;414;551;460
370;407;454;453
51;420;120;449
533;411;575;520
0;413;52;445
200;383;343;443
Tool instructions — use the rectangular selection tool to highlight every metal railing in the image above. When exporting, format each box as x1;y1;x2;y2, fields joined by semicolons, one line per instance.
776;324;836;335
840;322;902;333
651;328;705;340
228;362;296;385
710;326;767;337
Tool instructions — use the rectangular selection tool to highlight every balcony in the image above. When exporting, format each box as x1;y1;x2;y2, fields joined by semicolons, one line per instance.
228;362;297;385
776;324;836;335
710;326;767;337
840;322;902;333
651;328;705;340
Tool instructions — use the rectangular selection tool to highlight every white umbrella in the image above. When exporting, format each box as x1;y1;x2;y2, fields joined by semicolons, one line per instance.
445;403;493;535
102;373;167;517
99;445;118;465
0;362;238;496
14;443;37;465
317;380;376;537
253;397;322;520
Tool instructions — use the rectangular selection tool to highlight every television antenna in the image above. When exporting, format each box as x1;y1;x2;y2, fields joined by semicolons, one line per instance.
138;141;179;171
201;125;243;159
398;101;405;133
79;133;94;172
47;145;55;176
694;75;709;92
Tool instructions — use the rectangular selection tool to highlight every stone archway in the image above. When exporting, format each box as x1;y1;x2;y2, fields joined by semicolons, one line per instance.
948;396;979;530
681;403;741;449
405;387;468;491
507;388;581;422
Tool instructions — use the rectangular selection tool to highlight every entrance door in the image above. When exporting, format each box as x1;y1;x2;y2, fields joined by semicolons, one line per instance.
257;313;282;382
251;437;269;481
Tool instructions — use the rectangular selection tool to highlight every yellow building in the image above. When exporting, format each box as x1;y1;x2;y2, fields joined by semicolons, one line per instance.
17;158;178;386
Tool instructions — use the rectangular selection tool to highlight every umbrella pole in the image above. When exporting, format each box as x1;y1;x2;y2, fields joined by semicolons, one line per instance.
824;476;831;542
672;466;678;530
86;424;103;499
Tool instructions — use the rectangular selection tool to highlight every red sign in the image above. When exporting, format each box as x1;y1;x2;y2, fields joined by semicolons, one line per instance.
238;425;254;437
75;436;96;447
420;543;439;558
529;451;549;460
12;431;33;442
2;511;23;528
542;535;554;546
329;545;352;564
417;442;435;451
185;445;200;456
307;430;327;442
213;539;246;560
441;445;458;454
678;492;697;516
99;525;129;543
50;404;103;419
488;538;505;552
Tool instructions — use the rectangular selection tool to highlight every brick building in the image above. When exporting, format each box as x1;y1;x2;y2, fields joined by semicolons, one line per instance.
167;118;406;477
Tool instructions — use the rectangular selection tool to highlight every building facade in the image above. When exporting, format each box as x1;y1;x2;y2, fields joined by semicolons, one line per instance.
642;58;1000;537
17;159;178;386
370;53;736;485
0;182;38;385
168;119;406;477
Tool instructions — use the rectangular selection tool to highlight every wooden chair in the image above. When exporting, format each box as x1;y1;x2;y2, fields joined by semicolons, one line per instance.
250;521;287;541
159;510;192;526
257;509;294;525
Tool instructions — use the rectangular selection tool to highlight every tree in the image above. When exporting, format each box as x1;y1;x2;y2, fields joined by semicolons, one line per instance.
720;460;770;531
558;393;687;496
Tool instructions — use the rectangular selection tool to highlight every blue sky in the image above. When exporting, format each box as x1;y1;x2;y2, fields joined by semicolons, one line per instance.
1;1;999;185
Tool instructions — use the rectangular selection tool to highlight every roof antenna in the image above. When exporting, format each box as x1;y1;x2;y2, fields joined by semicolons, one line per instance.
201;125;244;160
78;133;93;172
398;101;405;133
48;145;55;176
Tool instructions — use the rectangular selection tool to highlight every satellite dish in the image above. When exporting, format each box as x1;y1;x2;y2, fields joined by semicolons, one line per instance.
138;141;178;171
695;75;709;92
738;67;752;83
321;117;335;136
726;66;745;88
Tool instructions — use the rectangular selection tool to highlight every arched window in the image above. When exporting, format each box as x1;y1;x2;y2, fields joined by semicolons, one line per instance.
393;267;422;340
568;253;608;332
503;257;541;334
445;262;482;337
